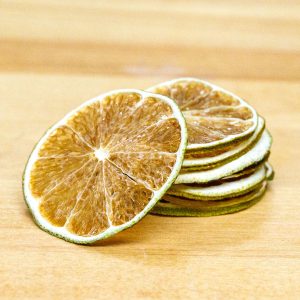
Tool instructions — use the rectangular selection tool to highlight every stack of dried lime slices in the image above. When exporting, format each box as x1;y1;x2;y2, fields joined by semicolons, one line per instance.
148;78;274;217
23;79;273;244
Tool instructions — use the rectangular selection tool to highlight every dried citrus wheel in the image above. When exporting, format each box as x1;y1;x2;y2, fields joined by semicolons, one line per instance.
151;182;267;217
23;89;187;244
182;116;265;169
167;165;266;201
148;78;258;152
221;163;262;181
175;130;272;184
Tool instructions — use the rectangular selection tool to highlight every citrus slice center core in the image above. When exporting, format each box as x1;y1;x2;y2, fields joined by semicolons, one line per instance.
95;148;109;161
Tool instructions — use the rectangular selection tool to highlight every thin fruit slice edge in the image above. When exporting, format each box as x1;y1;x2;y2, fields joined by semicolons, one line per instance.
148;77;258;151
167;165;266;201
265;162;275;181
151;182;267;217
23;89;187;244
185;134;248;156
182;116;265;168
186;161;266;185
164;181;266;208
176;130;272;184
220;162;262;182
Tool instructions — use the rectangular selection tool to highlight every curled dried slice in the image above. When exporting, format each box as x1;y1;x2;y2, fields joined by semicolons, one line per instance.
151;182;267;217
148;78;258;151
23;89;187;244
265;162;275;181
176;130;272;184
168;165;266;201
182;116;265;169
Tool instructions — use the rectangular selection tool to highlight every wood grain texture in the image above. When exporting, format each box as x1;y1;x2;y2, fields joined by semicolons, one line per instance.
0;1;300;299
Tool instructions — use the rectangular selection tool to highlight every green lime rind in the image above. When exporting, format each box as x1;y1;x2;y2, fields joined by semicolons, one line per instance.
151;197;261;217
164;182;266;208
176;130;272;184
181;136;269;174
265;162;275;181
176;160;267;188
180;152;268;173
151;182;267;217
221;162;262;181
167;165;266;201
22;89;188;244
184;133;248;154
147;77;259;152
182;116;265;169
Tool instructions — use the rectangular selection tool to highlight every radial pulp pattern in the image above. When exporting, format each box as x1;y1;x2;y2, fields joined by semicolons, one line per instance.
23;89;187;243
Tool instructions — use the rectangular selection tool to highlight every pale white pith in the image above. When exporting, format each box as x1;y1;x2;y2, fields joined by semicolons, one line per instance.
168;165;266;200
182;117;265;168
156;181;267;211
23;89;187;244
175;130;272;184
94;148;109;161
147;77;258;151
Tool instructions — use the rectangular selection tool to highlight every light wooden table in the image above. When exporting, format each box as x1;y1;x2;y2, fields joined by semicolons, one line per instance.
1;1;300;299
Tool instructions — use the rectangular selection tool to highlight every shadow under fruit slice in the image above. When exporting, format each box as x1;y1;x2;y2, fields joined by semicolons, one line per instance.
148;78;258;152
151;182;267;217
23;89;187;244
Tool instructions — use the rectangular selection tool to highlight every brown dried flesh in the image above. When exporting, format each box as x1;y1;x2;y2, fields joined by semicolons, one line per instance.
29;93;182;237
151;80;255;146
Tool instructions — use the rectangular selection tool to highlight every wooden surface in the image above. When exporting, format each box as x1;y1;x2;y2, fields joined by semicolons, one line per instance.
1;1;300;299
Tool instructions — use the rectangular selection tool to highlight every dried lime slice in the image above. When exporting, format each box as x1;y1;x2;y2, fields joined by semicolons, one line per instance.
23;89;187;244
182;116;265;169
176;130;272;184
220;163;263;182
151;182;267;217
168;165;266;201
148;78;258;152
